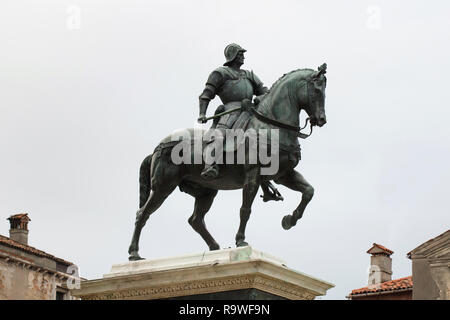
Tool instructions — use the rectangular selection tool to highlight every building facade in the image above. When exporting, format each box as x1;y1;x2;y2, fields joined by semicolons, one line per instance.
348;230;450;300
408;230;450;300
0;213;79;300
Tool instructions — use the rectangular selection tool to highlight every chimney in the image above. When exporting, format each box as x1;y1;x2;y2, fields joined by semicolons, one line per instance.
367;243;393;285
8;213;31;245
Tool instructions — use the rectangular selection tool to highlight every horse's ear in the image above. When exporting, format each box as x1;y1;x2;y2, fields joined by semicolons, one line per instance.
318;63;327;75
312;63;327;79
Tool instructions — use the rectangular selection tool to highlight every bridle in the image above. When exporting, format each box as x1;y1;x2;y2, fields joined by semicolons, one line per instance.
249;79;315;140
205;65;326;140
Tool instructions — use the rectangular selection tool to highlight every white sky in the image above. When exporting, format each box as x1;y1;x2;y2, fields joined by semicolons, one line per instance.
0;0;449;299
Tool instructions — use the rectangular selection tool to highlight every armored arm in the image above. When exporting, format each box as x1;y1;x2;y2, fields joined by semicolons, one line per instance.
198;70;223;122
249;71;269;105
250;71;269;96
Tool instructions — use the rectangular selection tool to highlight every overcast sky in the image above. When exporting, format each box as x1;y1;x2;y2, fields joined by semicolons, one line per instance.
1;0;449;300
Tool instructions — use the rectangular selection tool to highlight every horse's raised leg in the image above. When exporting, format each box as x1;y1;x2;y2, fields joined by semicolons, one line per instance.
235;167;260;247
188;189;220;251
275;169;314;230
128;182;178;261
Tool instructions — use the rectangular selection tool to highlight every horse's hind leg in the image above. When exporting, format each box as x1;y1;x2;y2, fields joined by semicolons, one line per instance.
128;182;178;261
188;189;220;251
274;169;314;230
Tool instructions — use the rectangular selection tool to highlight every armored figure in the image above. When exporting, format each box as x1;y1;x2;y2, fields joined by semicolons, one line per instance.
128;49;328;259
197;43;283;202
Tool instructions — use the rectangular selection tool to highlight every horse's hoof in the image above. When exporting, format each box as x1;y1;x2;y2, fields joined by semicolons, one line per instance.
236;241;249;247
128;251;144;261
282;215;293;230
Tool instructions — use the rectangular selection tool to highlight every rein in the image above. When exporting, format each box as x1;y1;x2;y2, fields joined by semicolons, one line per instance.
204;75;317;140
249;107;313;139
249;79;314;139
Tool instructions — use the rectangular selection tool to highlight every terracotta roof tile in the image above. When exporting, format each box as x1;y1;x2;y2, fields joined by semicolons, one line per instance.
349;276;413;296
8;213;30;220
0;234;73;266
367;243;394;255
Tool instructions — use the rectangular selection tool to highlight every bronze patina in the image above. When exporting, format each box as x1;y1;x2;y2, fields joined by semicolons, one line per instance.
128;44;327;261
198;44;283;202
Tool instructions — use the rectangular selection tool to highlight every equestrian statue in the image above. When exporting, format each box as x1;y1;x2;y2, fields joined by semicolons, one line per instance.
128;43;327;261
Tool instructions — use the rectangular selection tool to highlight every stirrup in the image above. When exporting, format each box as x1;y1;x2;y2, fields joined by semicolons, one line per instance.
261;188;284;202
261;193;284;202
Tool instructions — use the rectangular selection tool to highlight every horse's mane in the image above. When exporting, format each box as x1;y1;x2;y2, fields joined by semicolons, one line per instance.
258;68;314;107
268;68;314;92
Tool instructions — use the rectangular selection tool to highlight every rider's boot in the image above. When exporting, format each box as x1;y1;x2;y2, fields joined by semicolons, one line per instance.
261;181;284;202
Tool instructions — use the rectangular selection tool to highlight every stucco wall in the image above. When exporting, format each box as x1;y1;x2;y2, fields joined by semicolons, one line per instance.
411;258;440;300
409;230;450;300
0;260;71;300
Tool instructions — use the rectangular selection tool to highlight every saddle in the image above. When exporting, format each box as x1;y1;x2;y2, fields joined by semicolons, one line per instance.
209;99;256;153
212;99;254;129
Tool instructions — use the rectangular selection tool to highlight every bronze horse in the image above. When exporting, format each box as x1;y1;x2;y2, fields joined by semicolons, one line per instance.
128;65;327;260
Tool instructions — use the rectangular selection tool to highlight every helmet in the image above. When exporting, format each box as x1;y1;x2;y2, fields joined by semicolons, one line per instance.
223;43;246;66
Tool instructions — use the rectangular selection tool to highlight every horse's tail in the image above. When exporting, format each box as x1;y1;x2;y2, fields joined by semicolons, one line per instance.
139;154;153;208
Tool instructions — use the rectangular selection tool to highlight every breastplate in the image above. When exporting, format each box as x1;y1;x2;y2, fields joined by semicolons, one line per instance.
217;74;254;104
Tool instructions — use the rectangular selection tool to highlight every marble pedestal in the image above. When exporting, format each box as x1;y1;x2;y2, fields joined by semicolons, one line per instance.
71;247;334;300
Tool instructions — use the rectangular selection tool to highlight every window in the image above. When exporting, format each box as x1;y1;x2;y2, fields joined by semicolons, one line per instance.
56;290;66;300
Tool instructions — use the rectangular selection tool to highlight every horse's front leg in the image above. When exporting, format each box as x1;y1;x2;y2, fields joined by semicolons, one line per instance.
235;166;260;247
275;169;314;230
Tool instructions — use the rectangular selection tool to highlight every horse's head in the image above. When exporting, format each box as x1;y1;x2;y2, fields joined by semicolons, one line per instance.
300;64;327;127
257;64;327;130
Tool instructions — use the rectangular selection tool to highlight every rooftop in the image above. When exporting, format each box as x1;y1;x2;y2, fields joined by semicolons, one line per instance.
407;229;450;259
8;213;30;220
349;276;413;296
0;233;73;266
367;243;394;256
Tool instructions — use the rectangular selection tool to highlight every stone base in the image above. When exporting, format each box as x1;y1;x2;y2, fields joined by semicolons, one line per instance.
71;247;334;300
